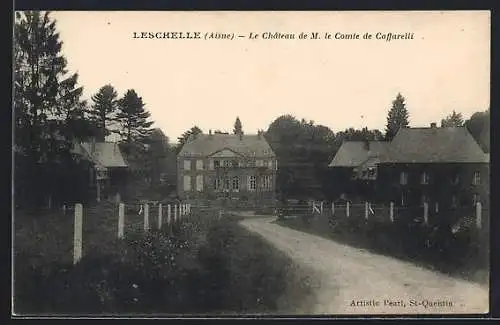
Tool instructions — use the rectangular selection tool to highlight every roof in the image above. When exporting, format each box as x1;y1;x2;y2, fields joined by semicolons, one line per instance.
328;141;389;167
72;142;128;168
382;127;489;164
178;134;276;158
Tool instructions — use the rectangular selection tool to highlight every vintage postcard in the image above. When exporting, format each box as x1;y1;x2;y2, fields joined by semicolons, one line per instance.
13;10;490;317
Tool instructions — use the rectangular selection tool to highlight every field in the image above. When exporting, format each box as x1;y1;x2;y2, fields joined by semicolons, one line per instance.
13;204;315;315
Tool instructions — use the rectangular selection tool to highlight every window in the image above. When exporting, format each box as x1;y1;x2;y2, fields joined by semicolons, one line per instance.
421;172;430;185
184;160;191;170
262;175;272;190
196;175;203;191
214;160;220;168
209;159;214;170
473;171;481;185
247;160;256;167
473;194;481;206
248;176;257;190
268;160;273;170
224;176;230;190
223;160;231;167
400;172;408;185
232;176;239;190
256;160;263;167
183;175;191;191
214;177;222;190
196;160;203;170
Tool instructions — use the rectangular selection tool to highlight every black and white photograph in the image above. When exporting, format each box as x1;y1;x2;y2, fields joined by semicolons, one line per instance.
12;10;490;316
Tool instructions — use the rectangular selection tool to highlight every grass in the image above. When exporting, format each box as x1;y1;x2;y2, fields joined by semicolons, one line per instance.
13;206;316;315
274;213;489;285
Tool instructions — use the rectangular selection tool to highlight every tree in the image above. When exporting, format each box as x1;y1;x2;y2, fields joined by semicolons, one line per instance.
88;84;119;141
385;93;410;141
177;126;203;152
441;110;464;127
465;109;490;152
14;11;87;208
115;89;154;144
233;117;243;135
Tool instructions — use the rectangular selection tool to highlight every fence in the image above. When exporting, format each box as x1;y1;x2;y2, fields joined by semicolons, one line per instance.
68;200;194;265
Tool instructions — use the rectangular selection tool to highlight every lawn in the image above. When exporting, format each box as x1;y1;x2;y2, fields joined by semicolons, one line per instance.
13;205;316;315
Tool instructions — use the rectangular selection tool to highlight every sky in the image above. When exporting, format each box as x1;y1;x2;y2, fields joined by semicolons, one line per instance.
48;11;490;142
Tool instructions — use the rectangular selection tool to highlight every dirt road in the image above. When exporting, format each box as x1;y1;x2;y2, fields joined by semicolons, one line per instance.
240;217;489;315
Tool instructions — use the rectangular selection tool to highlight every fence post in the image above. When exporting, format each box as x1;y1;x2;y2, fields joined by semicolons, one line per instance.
389;202;394;223
346;201;350;217
144;203;149;232
331;202;335;215
435;202;439;213
73;203;83;265
118;203;125;239
174;204;178;223
158;203;163;229
476;202;482;229
167;204;172;225
320;201;324;215
423;202;428;225
365;202;369;220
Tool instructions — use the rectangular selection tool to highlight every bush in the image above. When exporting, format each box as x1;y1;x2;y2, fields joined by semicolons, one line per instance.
14;215;313;315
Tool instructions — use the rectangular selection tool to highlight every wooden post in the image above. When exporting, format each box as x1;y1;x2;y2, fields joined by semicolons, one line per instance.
174;204;178;223
144;203;149;231
118;203;125;239
435;202;439;213
346;201;350;217
187;203;191;214
365;202;369;220
73;203;83;265
167;204;172;225
158;203;163;229
331;202;335;215
423;202;428;225
476;201;482;229
320;201;324;215
389;202;394;223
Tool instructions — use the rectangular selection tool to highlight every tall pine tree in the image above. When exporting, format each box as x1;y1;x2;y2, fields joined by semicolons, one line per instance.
115;89;154;144
14;11;87;207
233;117;243;135
385;93;410;141
88;84;119;141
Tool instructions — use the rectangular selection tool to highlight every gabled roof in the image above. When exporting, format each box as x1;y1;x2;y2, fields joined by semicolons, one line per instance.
178;134;276;158
382;126;489;164
72;142;128;168
328;141;389;167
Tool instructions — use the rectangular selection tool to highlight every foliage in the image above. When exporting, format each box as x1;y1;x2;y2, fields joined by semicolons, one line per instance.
441;110;464;127
176;126;203;153
115;89;154;144
465;109;490;152
14;11;89;208
88;84;119;141
233;117;243;135
385;93;410;141
14;216;313;314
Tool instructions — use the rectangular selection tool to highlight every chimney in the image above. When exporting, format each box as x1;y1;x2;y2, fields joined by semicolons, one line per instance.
430;122;437;128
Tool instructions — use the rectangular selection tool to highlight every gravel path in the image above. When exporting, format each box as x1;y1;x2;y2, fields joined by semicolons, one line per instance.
240;217;489;315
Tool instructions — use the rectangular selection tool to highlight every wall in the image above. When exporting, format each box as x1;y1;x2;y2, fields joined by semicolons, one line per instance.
177;156;277;207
